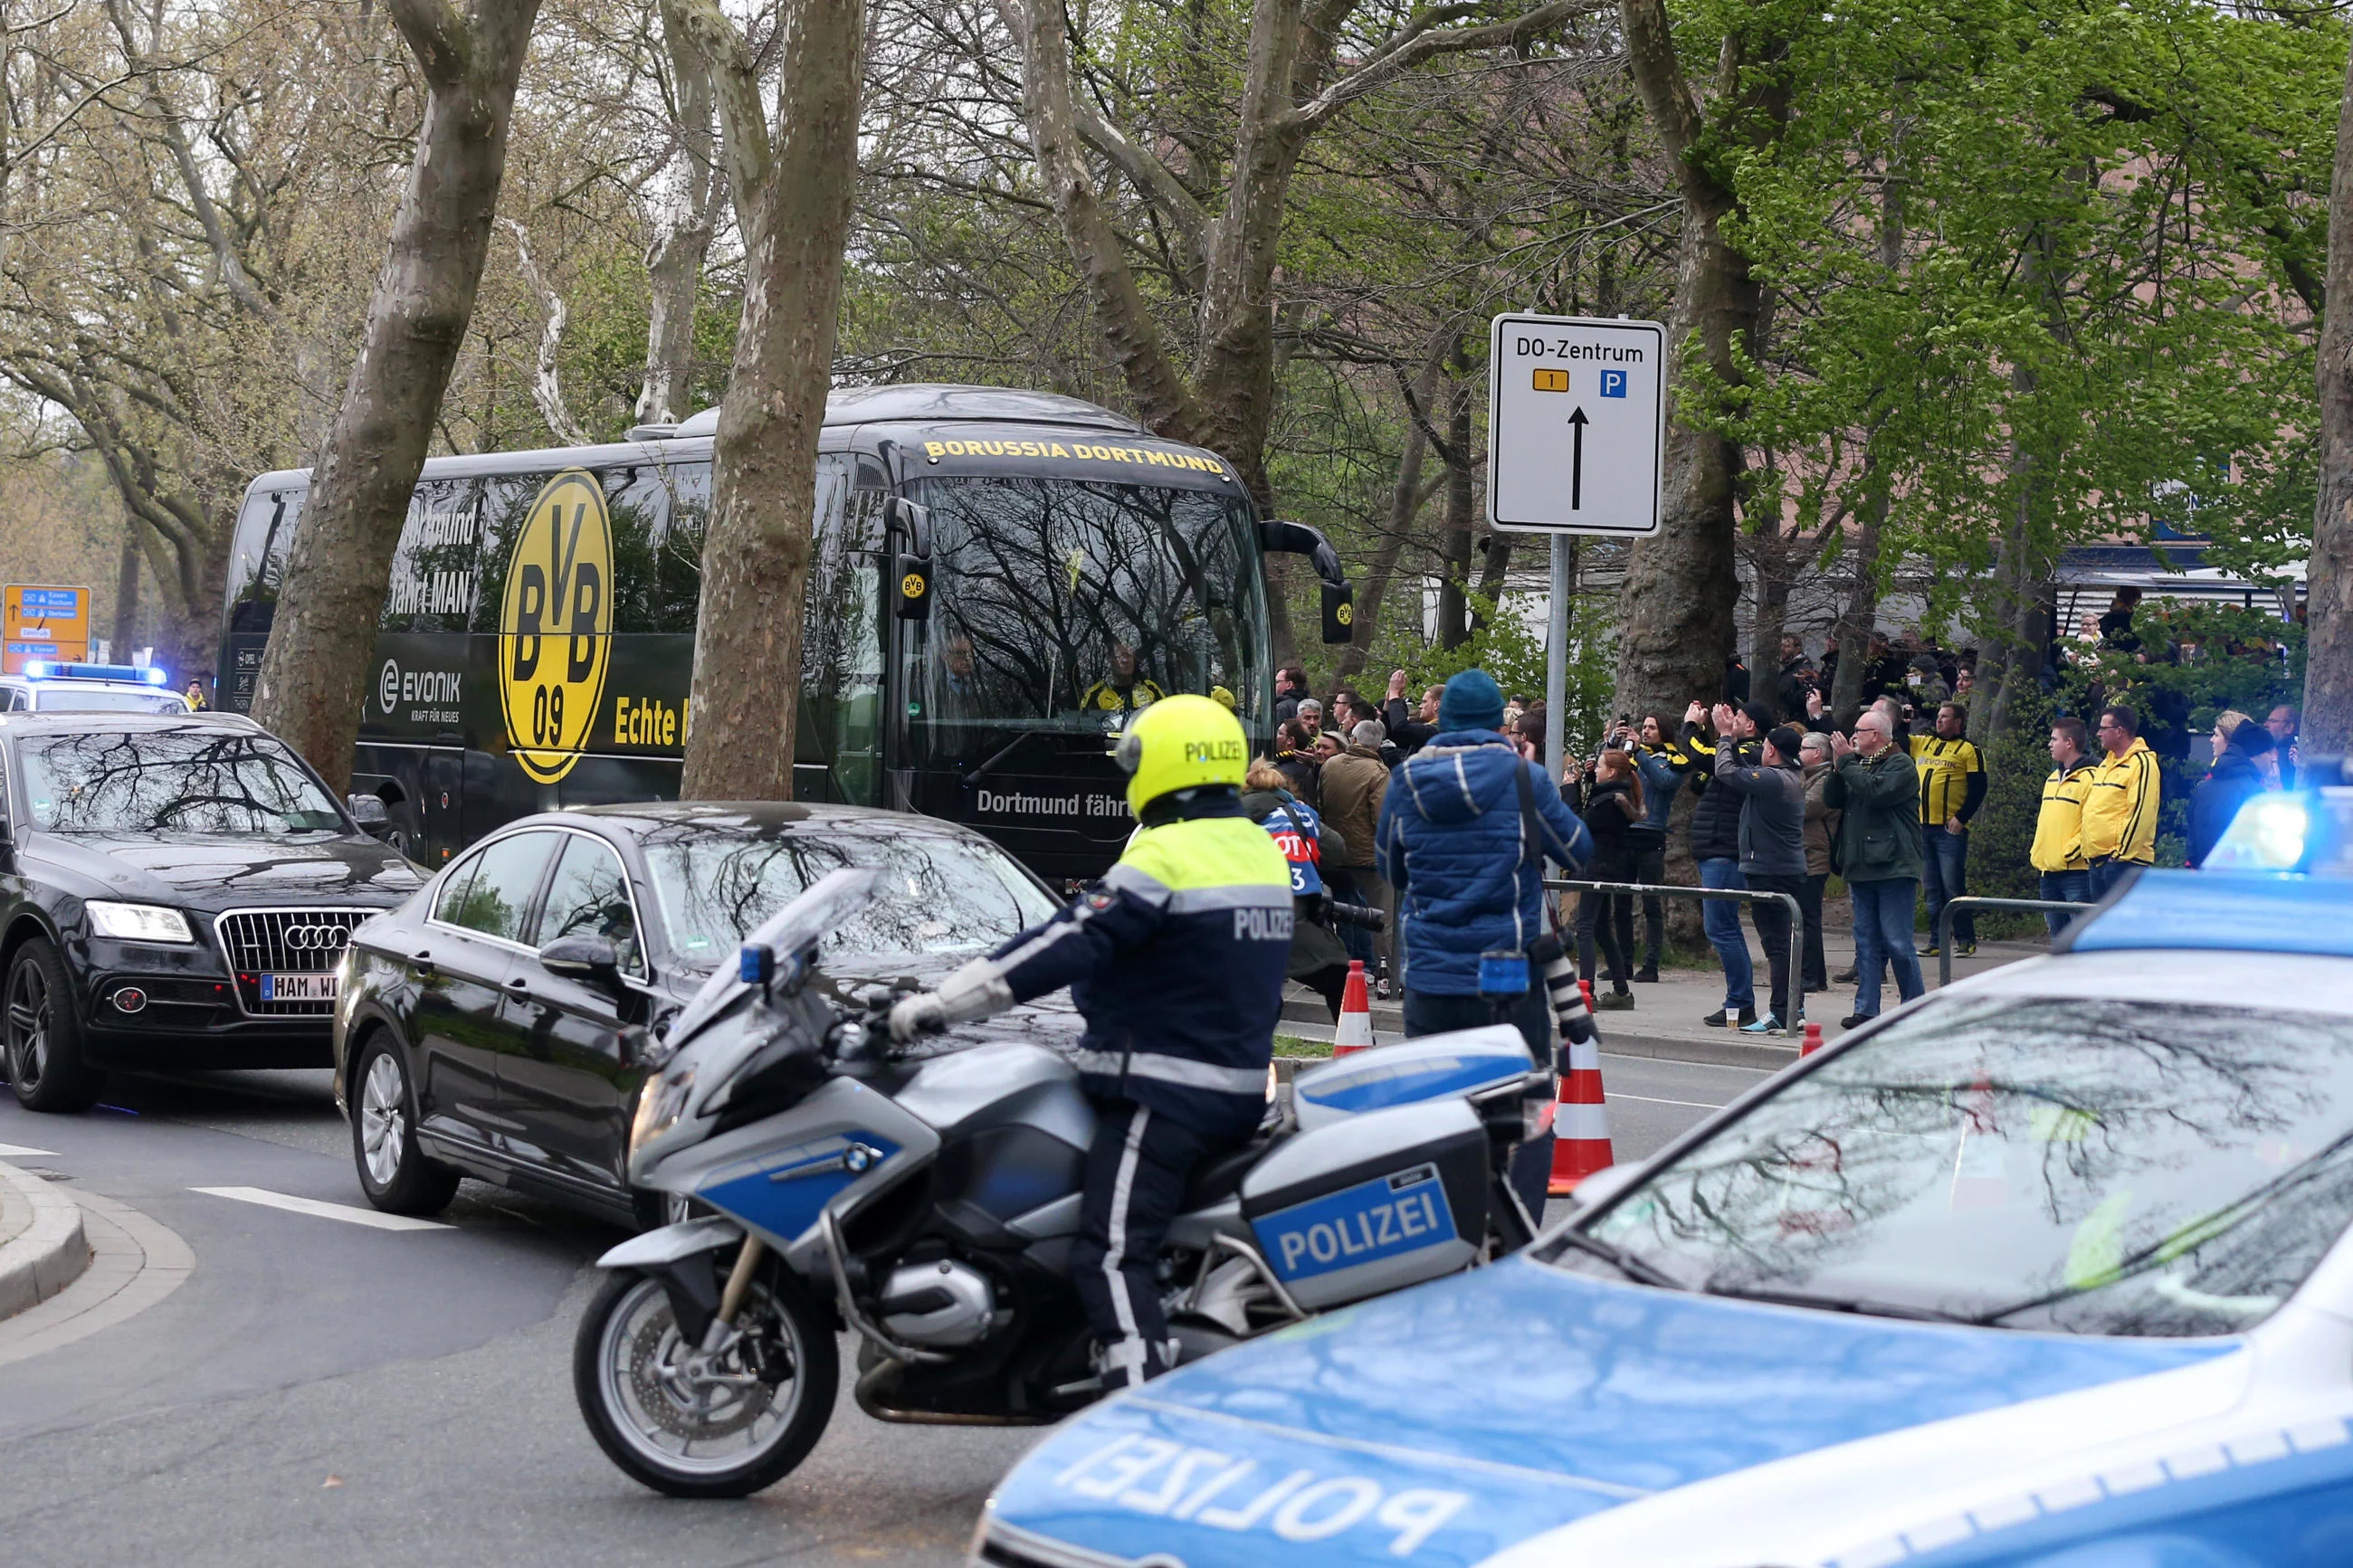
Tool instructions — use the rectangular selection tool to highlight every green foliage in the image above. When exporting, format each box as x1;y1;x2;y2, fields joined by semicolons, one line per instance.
2058;605;2303;737
1668;0;2340;657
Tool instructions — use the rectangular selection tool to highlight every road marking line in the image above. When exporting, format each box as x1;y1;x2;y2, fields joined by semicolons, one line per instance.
191;1186;452;1232
0;1142;59;1158
1606;1092;1727;1109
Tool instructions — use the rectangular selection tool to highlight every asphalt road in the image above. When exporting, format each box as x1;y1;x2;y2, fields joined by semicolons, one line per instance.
0;1050;1764;1568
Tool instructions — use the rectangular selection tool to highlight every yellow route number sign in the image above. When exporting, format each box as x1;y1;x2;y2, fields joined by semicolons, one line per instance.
499;471;613;784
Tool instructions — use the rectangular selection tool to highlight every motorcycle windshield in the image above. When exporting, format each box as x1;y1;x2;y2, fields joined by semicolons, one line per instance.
660;867;881;1070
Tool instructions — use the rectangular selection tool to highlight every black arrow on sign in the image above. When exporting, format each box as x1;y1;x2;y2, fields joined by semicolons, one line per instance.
1567;406;1588;510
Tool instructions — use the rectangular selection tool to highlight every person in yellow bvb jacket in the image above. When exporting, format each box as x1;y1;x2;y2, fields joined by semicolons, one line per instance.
2031;716;2096;935
2082;704;2160;898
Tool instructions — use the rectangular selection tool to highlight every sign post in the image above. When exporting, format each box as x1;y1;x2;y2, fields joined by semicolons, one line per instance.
3;584;90;676
1486;314;1668;778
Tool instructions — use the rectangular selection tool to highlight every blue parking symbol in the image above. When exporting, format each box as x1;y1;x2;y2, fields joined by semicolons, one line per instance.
1600;369;1629;398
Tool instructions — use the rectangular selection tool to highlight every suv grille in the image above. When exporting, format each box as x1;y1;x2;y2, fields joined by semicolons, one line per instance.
214;908;372;1015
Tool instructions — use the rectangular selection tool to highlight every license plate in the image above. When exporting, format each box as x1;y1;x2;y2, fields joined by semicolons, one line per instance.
260;972;338;1003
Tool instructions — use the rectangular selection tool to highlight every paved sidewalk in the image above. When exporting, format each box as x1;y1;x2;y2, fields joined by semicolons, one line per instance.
1285;920;2054;1069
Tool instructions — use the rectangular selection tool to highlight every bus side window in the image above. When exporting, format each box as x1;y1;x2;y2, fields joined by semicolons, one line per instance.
380;478;482;633
652;461;710;634
472;475;541;632
798;456;881;803
602;465;675;632
224;488;305;637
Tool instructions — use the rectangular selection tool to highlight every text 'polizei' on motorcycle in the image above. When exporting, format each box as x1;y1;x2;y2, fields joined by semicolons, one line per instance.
572;869;1558;1497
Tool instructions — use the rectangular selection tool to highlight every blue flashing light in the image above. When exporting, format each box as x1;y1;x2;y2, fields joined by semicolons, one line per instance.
2205;795;2310;873
739;944;775;986
23;660;50;679
142;665;169;686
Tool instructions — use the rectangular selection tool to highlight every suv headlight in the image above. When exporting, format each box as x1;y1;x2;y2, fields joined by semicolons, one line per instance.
86;901;195;944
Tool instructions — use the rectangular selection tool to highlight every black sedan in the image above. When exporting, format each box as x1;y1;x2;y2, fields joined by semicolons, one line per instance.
334;802;1077;1227
0;711;424;1112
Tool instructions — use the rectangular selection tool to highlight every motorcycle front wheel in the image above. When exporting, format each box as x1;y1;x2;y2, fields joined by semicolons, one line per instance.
573;1261;839;1497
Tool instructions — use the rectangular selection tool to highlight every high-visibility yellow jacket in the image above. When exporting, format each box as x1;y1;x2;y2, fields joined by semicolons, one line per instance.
2081;738;2160;865
2030;759;2093;872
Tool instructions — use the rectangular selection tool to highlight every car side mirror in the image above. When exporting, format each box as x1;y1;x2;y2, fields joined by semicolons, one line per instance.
346;794;394;840
540;934;628;996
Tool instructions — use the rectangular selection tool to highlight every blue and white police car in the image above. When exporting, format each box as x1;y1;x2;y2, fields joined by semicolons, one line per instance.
975;792;2353;1567
0;660;187;714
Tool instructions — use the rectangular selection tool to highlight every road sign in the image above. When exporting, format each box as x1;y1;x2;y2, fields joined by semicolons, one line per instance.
3;584;90;675
1487;314;1666;536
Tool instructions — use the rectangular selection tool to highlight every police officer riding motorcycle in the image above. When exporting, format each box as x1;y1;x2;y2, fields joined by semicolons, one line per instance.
889;694;1290;1389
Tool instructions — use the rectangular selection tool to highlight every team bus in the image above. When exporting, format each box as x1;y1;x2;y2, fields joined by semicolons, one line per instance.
217;384;1352;884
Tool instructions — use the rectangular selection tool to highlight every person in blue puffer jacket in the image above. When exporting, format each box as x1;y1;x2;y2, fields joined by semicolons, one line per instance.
1377;670;1592;1211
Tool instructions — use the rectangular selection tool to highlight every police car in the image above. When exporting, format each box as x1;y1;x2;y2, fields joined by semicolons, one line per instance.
0;660;189;714
975;790;2353;1567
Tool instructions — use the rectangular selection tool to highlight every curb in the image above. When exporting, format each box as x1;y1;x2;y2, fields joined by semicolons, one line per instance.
0;1159;90;1320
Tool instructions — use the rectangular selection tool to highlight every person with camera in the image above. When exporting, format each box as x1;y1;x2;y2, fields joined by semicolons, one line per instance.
1628;714;1691;982
1681;697;1770;1029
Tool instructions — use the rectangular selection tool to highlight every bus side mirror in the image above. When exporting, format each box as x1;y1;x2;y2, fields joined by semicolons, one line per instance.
1320;580;1355;645
1259;519;1357;645
894;556;931;621
884;496;930;556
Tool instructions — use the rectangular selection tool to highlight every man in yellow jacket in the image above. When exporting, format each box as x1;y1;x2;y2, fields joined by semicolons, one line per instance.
2031;716;2095;934
2082;704;2160;898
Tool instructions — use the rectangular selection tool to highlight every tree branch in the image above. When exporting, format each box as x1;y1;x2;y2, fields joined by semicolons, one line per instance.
385;0;471;90
500;218;591;445
663;0;772;248
1287;0;1597;134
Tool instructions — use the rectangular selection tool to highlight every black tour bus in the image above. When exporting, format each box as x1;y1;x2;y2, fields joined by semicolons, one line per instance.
217;385;1351;885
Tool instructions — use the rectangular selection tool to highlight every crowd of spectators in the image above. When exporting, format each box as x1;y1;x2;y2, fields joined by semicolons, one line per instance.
1243;599;2298;1040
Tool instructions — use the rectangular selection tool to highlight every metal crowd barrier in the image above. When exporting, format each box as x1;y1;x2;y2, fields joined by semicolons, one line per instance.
1545;878;1806;1027
1934;895;2095;988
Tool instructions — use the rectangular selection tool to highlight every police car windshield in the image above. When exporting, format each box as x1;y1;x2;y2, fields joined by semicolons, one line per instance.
19;730;344;835
900;478;1261;763
1569;993;2353;1336
643;825;1059;969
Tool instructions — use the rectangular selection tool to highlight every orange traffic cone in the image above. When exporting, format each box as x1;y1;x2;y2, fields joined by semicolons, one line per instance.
1802;1020;1824;1056
1332;960;1375;1057
1548;1008;1615;1195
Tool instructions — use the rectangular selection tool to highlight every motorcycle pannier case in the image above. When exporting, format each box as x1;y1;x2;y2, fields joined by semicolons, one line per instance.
1238;1098;1489;1311
1287;1025;1534;1131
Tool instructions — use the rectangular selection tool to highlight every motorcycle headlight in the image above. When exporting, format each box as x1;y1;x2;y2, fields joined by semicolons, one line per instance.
86;901;195;944
630;1064;697;1155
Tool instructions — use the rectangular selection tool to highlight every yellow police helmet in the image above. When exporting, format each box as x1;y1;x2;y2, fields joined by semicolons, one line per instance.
1112;694;1248;816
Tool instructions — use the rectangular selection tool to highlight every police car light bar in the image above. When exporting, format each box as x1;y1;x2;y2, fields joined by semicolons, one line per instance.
23;660;167;686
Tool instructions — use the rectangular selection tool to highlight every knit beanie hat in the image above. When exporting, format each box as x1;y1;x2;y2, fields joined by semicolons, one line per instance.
1437;669;1506;733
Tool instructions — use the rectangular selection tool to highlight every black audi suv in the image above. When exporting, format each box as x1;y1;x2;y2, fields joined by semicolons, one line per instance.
0;710;425;1111
334;803;1080;1227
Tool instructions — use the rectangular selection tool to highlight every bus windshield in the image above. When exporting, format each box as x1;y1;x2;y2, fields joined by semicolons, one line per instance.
900;477;1262;765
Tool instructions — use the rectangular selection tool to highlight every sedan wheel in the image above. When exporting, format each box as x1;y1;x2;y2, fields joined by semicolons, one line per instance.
359;1052;409;1189
348;1034;459;1216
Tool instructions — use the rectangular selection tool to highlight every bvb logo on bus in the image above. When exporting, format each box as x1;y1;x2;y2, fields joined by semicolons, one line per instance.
499;470;612;784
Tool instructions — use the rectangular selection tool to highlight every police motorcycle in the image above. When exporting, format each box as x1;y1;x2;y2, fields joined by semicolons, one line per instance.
573;868;1557;1498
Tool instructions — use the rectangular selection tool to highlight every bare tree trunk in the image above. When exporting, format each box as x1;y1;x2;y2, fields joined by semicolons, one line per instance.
639;0;722;427
1829;495;1884;728
251;0;543;789
1748;530;1791;681
678;0;867;799
111;522;142;655
1436;381;1475;651
2306;43;2353;754
1611;0;1785;725
1335;385;1436;685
